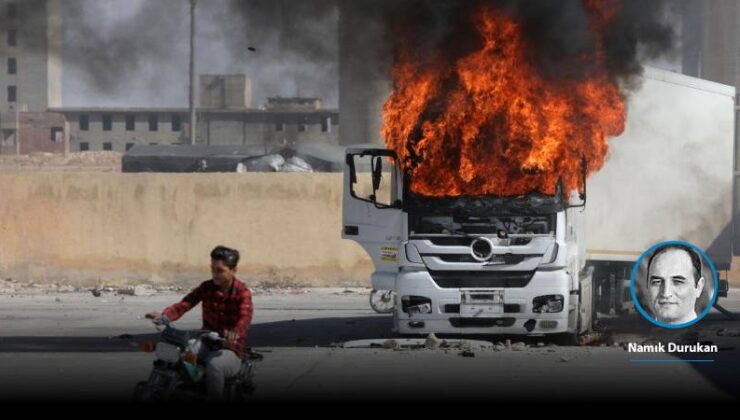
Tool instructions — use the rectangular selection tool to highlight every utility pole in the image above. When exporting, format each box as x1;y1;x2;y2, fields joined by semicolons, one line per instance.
189;0;197;145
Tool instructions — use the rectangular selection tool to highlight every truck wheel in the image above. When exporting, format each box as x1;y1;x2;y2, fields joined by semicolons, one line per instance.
557;272;594;346
554;308;586;346
553;332;579;346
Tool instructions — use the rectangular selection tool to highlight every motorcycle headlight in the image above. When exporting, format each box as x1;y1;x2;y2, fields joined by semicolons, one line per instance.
155;342;181;363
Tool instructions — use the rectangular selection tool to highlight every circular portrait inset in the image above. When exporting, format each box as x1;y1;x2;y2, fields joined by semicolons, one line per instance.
630;241;718;328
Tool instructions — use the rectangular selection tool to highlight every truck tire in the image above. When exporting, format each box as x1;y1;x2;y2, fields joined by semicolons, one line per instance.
556;267;595;346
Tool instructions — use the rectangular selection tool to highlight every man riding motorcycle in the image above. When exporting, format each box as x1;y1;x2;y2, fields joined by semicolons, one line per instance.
146;245;254;401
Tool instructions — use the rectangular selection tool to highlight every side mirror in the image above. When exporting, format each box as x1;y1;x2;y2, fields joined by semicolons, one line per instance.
372;156;383;191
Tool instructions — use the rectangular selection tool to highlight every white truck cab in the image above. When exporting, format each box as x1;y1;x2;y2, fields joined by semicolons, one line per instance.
342;149;593;339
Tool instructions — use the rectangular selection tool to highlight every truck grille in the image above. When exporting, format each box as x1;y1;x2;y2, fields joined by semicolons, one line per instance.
420;237;533;246
429;270;535;288
444;304;521;313
449;317;516;328
430;254;527;264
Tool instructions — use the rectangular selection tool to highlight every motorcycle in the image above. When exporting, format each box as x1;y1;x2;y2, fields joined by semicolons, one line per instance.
133;315;262;402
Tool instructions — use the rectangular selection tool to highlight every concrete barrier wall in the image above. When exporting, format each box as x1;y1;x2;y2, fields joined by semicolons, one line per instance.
0;173;374;287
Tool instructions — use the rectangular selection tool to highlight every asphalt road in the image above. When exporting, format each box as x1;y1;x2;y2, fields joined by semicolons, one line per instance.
1;288;739;402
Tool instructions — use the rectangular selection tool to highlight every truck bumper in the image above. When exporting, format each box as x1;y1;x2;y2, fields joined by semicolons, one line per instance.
394;269;572;335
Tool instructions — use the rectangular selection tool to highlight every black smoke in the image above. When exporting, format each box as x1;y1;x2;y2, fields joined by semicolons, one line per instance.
7;0;340;107
385;0;677;85
4;0;676;106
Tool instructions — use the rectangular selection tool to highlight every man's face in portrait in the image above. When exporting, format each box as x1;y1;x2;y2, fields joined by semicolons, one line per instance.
647;248;705;324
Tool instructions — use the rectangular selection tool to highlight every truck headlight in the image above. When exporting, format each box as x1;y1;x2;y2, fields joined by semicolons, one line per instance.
402;296;433;314
532;295;564;313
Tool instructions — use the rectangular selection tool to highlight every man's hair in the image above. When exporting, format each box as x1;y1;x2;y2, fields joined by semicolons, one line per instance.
210;245;240;269
647;244;702;286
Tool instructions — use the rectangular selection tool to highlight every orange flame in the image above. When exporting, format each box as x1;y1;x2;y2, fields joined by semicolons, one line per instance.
382;2;626;197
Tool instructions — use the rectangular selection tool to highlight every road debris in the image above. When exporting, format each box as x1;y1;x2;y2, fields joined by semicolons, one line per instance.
383;339;400;350
341;338;494;351
511;342;527;351
717;328;740;337
133;285;157;297
425;333;440;350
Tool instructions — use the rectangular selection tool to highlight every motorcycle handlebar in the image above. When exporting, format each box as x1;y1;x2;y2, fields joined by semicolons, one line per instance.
146;314;170;327
198;331;225;342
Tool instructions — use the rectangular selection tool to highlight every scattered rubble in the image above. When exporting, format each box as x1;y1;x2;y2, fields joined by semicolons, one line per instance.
341;338;494;351
383;339;400;350
717;329;740;337
511;342;528;351
133;285;157;296
425;333;441;350
0;282;364;297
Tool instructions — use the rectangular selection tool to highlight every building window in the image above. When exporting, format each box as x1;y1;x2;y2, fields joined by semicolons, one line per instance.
321;117;331;133
275;121;284;132
298;123;307;132
148;114;158;131
102;114;112;131
80;142;89;151
8;3;16;19
125;115;135;131
50;127;63;142
171;115;181;132
7;58;16;75
7;85;16;102
125;143;135;151
7;30;16;47
103;142;112;151
79;114;89;131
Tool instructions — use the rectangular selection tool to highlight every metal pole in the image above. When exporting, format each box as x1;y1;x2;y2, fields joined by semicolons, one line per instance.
15;107;19;155
189;0;197;145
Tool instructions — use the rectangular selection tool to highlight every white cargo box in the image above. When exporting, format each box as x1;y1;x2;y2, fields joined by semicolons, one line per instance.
585;66;736;269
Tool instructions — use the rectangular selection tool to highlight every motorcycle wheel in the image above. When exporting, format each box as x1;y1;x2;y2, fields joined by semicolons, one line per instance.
132;381;157;402
369;289;395;314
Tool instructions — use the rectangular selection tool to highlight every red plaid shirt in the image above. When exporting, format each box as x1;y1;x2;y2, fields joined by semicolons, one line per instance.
162;278;254;359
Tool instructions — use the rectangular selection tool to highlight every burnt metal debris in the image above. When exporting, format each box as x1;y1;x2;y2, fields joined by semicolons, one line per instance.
404;182;565;217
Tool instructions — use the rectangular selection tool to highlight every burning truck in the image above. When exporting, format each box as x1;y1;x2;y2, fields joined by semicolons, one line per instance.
341;2;735;341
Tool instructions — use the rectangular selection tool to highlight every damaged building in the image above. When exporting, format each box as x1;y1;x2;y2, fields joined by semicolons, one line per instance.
0;0;66;154
0;1;339;155
52;84;338;153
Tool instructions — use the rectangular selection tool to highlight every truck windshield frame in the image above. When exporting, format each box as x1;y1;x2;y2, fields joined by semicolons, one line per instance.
346;149;402;210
